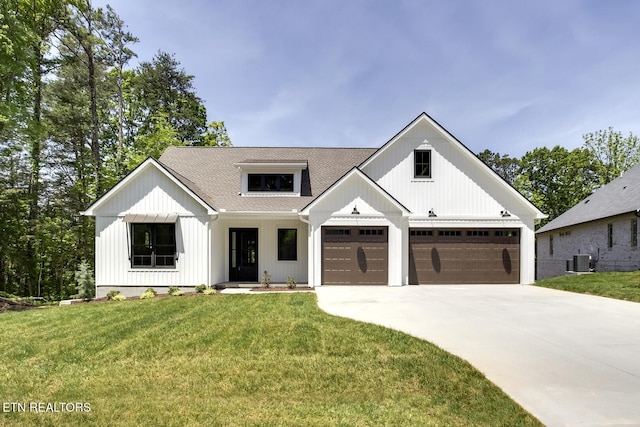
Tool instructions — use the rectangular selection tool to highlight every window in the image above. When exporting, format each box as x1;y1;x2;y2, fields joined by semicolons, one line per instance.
439;230;461;237
278;229;297;261
414;150;432;178
359;229;384;236
467;230;489;237
248;174;294;192
131;223;176;268
549;235;554;256
608;224;613;249
633;219;638;247
325;229;351;236
410;230;433;236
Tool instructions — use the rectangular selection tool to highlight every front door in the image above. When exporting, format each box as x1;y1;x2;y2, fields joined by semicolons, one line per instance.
229;228;258;282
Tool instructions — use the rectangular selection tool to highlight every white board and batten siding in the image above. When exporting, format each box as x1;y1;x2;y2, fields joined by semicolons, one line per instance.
304;170;407;287
360;117;539;284
215;217;308;284
93;165;212;297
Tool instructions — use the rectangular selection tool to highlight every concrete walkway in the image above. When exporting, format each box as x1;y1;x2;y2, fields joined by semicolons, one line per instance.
315;285;640;427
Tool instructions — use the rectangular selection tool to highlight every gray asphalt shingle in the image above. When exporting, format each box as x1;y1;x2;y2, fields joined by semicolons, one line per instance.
158;146;376;212
537;162;640;233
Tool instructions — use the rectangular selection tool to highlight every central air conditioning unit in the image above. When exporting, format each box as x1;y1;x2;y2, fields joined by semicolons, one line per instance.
573;254;591;272
566;259;574;272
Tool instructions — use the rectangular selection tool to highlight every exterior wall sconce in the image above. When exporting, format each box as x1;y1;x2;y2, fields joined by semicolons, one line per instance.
352;206;360;215
501;209;511;217
428;209;437;217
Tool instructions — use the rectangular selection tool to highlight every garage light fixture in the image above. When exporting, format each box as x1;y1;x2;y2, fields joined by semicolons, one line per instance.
501;209;511;217
352;206;360;215
428;209;437;217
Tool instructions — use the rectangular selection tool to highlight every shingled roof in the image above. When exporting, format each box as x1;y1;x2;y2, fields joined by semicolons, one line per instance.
158;146;377;212
537;162;640;234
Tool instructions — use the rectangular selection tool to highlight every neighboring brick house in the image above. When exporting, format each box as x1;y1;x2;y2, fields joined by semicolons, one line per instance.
82;112;546;297
536;163;640;279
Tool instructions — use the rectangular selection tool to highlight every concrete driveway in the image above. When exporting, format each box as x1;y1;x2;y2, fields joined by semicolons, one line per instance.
315;285;640;427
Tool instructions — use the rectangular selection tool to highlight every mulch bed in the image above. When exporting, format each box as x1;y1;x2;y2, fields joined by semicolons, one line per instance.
0;296;37;313
250;287;314;292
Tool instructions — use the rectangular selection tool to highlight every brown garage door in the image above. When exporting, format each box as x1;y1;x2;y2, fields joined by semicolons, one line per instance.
322;226;388;285
409;228;519;284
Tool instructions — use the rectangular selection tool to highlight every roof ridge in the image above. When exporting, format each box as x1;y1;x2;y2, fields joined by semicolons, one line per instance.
164;146;377;150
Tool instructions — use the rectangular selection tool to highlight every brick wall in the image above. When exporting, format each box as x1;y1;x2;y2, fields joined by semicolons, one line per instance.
537;213;640;280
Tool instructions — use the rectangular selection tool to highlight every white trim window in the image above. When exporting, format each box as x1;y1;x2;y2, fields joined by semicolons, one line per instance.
278;228;297;261
414;149;432;178
248;174;294;192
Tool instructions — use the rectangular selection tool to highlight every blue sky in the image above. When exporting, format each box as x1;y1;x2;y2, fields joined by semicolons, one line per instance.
93;0;640;156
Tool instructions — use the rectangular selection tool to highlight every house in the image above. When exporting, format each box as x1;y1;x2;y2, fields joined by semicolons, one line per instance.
82;113;546;297
536;162;640;279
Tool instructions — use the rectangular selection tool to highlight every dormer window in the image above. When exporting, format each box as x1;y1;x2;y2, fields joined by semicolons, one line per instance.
248;174;294;192
234;159;307;196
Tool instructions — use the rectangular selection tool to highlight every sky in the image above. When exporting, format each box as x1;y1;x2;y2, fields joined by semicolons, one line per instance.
92;0;640;157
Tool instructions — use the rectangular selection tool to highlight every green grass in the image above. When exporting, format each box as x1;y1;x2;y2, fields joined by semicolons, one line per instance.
535;270;640;303
0;294;541;426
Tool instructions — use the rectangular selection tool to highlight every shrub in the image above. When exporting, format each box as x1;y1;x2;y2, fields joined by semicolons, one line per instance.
106;290;121;300
140;288;156;299
195;284;207;293
286;276;297;289
112;294;126;301
75;260;95;300
260;271;271;288
168;286;184;296
203;287;216;295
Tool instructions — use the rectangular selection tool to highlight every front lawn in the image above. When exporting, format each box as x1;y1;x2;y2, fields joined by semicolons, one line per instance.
0;293;541;426
535;270;640;303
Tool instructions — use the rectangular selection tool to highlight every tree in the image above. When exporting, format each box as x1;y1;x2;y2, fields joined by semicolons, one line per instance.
74;260;94;300
132;51;207;145
44;52;97;266
582;127;640;186
477;149;519;185
0;2;229;298
202;121;232;147
0;0;66;296
125;112;181;169
61;0;109;195
100;4;137;180
516;146;598;223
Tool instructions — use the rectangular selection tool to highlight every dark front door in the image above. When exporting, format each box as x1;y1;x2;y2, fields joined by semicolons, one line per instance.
229;228;258;282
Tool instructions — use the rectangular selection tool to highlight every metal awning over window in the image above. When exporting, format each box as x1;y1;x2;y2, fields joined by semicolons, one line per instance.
122;213;179;223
